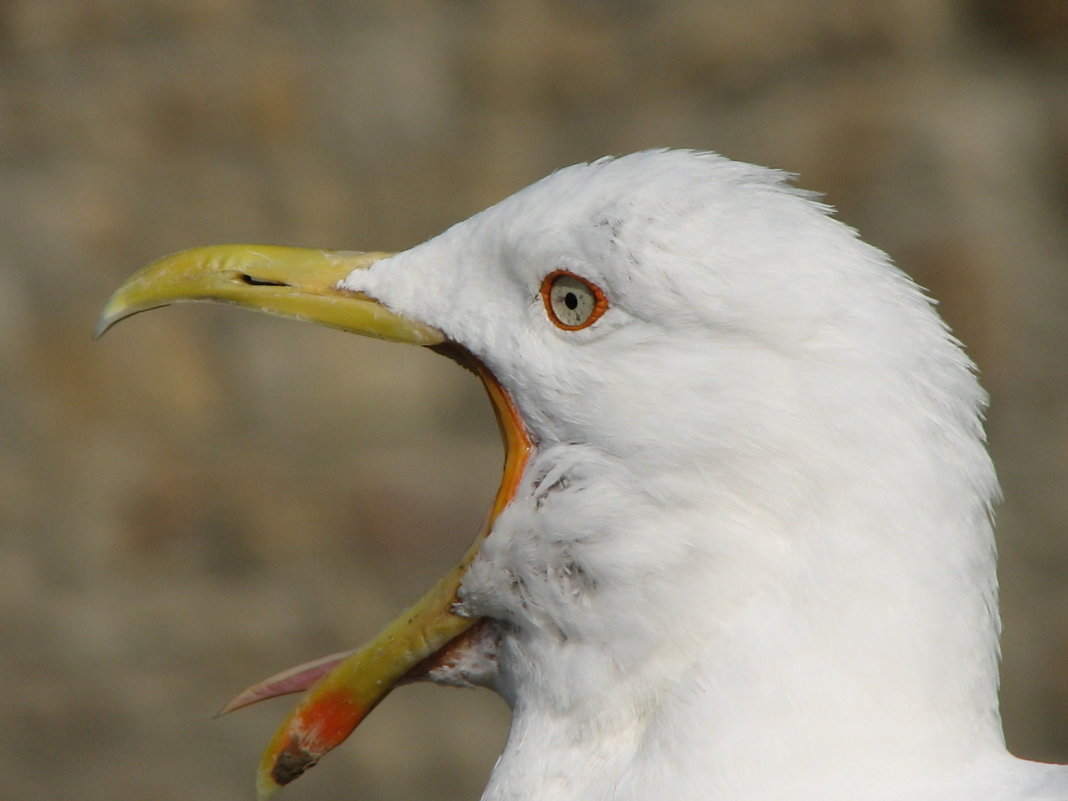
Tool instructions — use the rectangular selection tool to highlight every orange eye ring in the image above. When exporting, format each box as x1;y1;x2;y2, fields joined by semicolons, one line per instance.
540;270;608;331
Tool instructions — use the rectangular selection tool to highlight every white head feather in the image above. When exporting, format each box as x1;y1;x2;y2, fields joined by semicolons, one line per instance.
342;150;1063;801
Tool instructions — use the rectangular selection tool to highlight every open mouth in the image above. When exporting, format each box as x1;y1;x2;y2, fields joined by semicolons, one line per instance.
96;245;533;799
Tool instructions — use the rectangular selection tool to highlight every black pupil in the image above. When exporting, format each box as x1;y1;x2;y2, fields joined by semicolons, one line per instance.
564;292;579;310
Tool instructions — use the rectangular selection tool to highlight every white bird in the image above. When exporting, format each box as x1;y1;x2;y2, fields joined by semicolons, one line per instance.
97;150;1067;801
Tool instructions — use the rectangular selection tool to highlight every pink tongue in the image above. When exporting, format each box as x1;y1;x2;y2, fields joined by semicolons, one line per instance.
217;649;356;716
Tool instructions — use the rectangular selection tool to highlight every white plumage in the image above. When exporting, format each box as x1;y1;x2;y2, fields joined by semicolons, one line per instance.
337;150;1067;800
98;149;1068;800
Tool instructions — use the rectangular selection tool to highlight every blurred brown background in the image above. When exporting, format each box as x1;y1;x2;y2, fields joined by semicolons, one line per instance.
2;1;1067;799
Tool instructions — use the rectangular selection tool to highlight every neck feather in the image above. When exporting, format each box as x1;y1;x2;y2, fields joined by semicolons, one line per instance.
480;415;1004;801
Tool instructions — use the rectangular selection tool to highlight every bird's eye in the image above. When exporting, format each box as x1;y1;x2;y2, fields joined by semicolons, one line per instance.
540;271;607;330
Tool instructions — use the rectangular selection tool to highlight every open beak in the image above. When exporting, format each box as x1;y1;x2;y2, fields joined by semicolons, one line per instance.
97;245;531;799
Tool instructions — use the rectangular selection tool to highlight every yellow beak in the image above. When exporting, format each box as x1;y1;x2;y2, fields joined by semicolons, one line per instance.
95;244;443;344
97;245;531;800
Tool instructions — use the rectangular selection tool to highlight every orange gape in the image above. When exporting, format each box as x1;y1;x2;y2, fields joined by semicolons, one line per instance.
249;348;532;798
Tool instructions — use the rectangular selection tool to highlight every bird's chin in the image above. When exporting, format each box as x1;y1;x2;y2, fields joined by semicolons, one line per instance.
401;618;504;690
95;246;532;799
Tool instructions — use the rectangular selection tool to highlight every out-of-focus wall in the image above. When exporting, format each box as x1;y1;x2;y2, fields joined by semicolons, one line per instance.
2;2;1066;799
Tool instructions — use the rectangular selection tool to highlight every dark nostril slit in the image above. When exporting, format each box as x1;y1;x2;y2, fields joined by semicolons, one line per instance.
240;274;289;287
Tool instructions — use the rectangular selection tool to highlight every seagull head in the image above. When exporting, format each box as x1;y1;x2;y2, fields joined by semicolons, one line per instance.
97;150;1006;801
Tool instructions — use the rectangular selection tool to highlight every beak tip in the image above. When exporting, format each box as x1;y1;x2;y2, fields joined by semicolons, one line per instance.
257;740;321;800
94;290;147;340
256;775;282;801
92;313;114;340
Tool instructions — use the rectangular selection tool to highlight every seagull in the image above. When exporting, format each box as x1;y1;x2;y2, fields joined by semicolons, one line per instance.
97;150;1067;801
